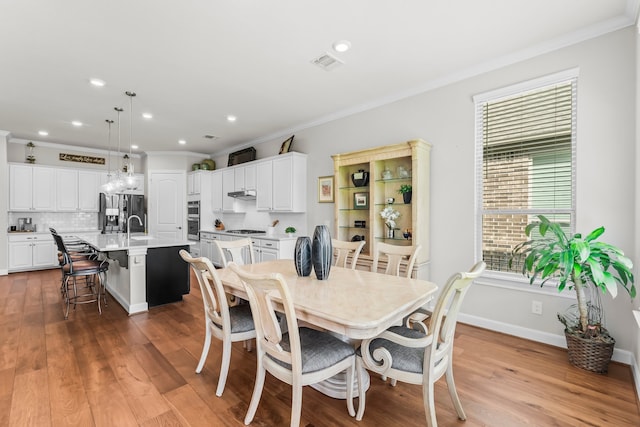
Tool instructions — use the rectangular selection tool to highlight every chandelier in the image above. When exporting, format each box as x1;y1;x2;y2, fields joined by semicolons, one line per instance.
100;107;125;194
124;90;139;190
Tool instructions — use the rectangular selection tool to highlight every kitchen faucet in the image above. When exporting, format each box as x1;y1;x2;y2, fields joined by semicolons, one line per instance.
127;215;143;242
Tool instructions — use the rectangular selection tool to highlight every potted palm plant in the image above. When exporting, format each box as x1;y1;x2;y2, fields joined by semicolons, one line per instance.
510;215;635;373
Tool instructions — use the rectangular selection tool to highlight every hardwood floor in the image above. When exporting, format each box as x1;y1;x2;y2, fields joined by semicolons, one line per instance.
1;268;639;426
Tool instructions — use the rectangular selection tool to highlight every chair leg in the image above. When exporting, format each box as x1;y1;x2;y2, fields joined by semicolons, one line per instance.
356;357;366;421
422;380;437;427
196;322;212;374
345;361;355;417
216;337;232;397
244;359;266;425
63;276;71;319
290;380;303;427
445;362;466;420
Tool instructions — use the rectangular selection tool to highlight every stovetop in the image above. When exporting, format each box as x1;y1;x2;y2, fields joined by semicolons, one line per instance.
226;229;265;235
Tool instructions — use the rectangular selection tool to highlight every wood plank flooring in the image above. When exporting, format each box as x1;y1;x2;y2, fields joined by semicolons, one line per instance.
1;268;639;426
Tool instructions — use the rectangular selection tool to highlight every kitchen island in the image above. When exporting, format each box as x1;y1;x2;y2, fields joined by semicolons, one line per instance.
80;234;195;314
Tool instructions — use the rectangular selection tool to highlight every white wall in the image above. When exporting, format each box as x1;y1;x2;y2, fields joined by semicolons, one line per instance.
250;28;638;356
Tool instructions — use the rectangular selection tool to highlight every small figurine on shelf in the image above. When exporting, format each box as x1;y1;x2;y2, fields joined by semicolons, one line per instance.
403;229;412;240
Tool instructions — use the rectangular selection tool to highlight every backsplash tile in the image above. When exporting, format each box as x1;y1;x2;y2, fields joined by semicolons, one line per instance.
8;212;99;232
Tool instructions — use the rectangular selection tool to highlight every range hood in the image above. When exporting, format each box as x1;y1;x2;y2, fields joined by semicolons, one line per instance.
227;189;257;200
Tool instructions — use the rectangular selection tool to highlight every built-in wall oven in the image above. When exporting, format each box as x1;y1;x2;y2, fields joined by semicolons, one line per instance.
187;200;200;240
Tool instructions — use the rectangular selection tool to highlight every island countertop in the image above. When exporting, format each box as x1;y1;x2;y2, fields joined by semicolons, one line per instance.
79;233;195;251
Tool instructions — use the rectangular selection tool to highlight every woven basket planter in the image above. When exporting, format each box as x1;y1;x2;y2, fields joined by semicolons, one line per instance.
565;330;615;374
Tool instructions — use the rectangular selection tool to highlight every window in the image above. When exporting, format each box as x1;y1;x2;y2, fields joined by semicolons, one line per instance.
474;71;577;275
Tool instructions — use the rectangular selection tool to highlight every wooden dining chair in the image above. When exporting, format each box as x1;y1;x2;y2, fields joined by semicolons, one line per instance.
179;250;256;397
228;262;359;427
215;238;255;267
332;238;366;269
356;261;486;425
372;242;421;278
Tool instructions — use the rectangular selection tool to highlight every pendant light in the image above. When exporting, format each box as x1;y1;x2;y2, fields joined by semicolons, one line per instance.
111;106;125;193
100;119;116;194
124;90;139;190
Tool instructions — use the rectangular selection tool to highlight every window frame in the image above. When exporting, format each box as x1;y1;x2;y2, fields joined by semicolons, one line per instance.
473;69;578;291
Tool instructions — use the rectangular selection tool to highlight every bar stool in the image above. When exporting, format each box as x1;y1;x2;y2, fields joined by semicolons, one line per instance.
52;233;109;319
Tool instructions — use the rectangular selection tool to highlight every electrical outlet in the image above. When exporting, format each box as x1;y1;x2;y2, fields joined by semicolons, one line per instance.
531;300;543;315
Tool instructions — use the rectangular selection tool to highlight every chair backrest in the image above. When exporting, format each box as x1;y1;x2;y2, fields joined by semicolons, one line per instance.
51;232;70;265
332;239;366;269
215;238;255;267
372;242;421;278
179;250;232;330
228;262;302;374
425;261;486;371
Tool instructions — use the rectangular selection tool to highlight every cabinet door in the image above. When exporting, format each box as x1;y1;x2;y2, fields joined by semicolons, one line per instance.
259;249;278;262
256;161;273;211
234;166;245;191
78;170;101;211
9;164;33;211
211;171;223;211
222;169;235;211
32;166;57;211
32;240;57;267
272;156;293;211
56;169;79;211
244;164;256;190
8;241;32;270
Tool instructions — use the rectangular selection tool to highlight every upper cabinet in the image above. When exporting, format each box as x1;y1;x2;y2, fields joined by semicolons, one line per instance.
256;152;307;212
211;170;223;212
56;169;101;212
332;139;431;276
234;163;256;191
9;164;57;211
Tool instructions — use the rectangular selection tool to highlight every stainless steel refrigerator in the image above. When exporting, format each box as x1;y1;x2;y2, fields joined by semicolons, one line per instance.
99;193;145;233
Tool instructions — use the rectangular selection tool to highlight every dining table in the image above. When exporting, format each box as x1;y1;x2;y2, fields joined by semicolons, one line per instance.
216;259;438;399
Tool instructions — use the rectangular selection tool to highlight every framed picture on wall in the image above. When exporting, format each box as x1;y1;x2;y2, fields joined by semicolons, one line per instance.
279;135;294;154
318;175;334;203
353;192;369;209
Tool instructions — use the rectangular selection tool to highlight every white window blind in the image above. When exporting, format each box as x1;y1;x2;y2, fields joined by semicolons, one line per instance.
475;74;577;273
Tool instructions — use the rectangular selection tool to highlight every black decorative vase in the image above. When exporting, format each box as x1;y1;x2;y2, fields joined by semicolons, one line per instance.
403;191;412;204
312;225;332;280
351;169;369;187
294;237;312;277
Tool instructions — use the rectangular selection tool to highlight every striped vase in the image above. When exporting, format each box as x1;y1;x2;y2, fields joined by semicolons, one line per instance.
312;225;332;280
294;236;312;277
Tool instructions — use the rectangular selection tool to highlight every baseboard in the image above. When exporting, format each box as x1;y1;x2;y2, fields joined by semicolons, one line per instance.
631;353;640;402
0;269;7;276
457;313;635;366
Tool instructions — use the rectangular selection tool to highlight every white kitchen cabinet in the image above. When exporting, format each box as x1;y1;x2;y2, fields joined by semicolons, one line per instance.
8;234;57;271
251;237;295;262
256;153;307;212
201;231;229;267
56;169;101;212
211;171;223;212
187;170;202;195
222;169;235;212
234;164;256;191
9;164;57;211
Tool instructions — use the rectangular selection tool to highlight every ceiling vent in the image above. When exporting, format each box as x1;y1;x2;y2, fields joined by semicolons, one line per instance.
203;134;219;140
311;52;344;71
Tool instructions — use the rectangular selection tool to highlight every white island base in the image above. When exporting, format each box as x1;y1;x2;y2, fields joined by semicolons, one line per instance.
104;247;149;314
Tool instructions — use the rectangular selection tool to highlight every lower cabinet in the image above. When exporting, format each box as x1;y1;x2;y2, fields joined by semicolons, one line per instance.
200;231;228;267
251;237;295;262
9;234;57;271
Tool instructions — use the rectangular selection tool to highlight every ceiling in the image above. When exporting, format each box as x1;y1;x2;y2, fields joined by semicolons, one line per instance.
1;1;637;156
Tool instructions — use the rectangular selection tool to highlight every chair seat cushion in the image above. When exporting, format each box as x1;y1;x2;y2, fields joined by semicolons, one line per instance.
361;326;426;374
62;259;108;273
217;303;255;333
269;327;355;374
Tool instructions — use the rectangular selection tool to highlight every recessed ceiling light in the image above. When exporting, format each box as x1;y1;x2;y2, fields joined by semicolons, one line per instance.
142;112;152;119
332;40;351;53
226;115;237;122
71;121;83;127
178;139;186;145
131;145;139;150
90;78;105;87
38;130;48;136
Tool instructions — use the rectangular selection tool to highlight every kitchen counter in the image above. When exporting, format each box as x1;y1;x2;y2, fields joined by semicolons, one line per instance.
199;228;298;241
77;234;195;315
